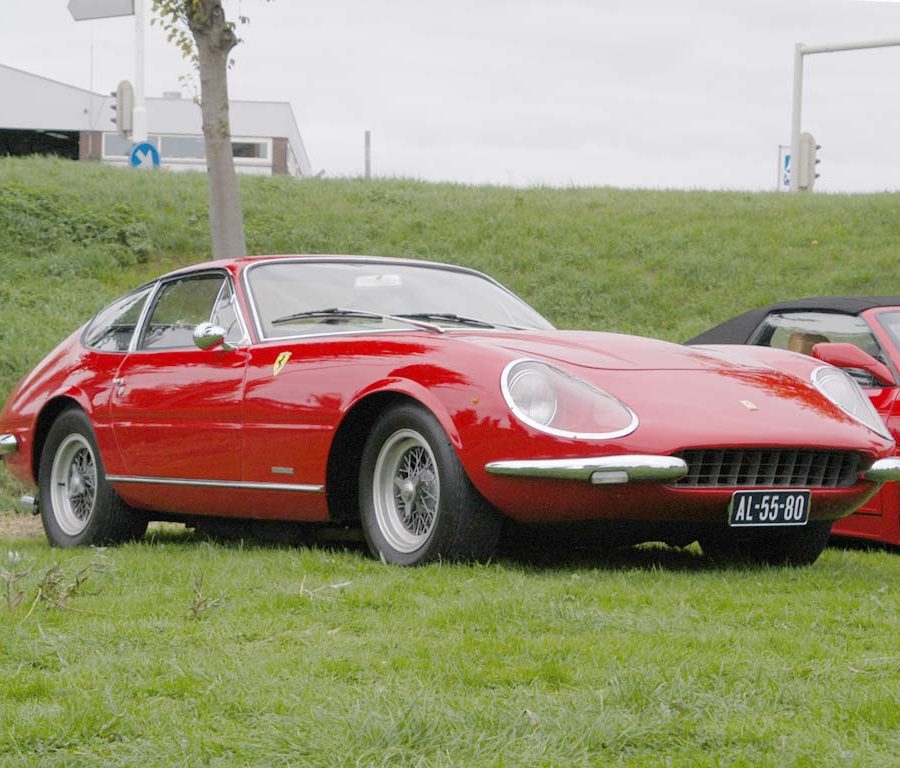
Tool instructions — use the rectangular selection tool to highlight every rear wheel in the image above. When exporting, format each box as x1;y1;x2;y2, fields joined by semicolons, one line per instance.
39;409;147;547
700;522;833;567
358;403;501;565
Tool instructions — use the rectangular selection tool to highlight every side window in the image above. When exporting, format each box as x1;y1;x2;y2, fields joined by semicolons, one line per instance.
139;275;227;350
750;311;885;385
210;280;247;345
83;287;152;352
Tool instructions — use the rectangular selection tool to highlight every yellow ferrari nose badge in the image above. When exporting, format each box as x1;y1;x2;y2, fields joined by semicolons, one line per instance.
273;351;292;377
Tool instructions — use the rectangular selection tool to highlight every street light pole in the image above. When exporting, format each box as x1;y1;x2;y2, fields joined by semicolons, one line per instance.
132;0;147;144
789;37;900;192
68;0;146;144
789;44;804;192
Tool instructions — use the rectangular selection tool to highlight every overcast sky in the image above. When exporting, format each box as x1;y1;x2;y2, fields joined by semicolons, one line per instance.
1;0;900;191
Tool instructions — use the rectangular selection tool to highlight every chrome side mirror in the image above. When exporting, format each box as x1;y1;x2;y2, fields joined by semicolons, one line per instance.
193;322;235;352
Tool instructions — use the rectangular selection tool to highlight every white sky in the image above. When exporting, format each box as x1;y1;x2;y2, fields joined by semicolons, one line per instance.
1;0;900;191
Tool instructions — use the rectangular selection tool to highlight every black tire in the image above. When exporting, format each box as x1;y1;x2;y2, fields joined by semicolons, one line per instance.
700;521;833;567
39;408;148;547
358;403;501;565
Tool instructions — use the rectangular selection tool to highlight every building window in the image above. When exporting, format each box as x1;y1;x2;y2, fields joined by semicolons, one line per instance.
160;135;207;159
102;133;271;167
103;133;159;158
232;141;268;159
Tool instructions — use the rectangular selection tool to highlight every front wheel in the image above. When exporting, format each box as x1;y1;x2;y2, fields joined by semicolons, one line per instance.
358;403;501;565
700;522;833;567
39;408;147;547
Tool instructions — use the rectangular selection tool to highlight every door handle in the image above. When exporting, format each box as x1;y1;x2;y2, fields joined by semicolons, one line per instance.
113;377;125;394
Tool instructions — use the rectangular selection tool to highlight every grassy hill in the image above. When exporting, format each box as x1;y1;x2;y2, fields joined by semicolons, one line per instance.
1;157;898;767
3;155;900;401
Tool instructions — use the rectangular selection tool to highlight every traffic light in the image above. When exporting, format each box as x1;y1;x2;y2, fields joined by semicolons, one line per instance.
110;80;134;138
798;132;821;191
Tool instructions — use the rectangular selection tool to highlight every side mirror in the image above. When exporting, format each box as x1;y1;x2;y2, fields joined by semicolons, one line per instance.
193;322;235;352
811;342;895;387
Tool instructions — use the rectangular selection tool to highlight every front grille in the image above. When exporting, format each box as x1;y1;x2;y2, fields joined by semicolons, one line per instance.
673;449;862;489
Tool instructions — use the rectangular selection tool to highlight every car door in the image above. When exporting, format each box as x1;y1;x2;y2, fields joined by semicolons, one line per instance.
860;307;900;543
109;271;249;484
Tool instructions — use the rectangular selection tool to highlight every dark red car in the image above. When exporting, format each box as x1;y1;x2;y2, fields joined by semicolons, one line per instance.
3;258;899;565
689;296;900;547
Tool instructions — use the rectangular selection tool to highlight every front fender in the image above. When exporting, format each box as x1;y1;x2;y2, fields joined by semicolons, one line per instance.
693;343;820;381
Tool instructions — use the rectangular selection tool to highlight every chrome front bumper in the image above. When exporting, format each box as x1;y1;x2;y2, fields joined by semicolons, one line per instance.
0;434;17;456
863;458;900;482
484;455;689;485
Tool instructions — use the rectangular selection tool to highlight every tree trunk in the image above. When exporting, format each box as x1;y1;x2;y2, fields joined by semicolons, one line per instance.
190;3;246;260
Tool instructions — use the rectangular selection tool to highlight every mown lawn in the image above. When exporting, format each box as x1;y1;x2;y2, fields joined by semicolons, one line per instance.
1;156;899;765
1;524;897;767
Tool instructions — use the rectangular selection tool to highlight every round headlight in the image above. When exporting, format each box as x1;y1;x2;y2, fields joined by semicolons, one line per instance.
811;365;891;440
501;359;638;439
507;366;557;426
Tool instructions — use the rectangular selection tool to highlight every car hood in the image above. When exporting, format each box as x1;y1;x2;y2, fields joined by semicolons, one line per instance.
457;330;891;452
467;330;765;372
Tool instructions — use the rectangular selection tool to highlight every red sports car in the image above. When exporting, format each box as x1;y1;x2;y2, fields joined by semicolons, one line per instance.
2;257;899;566
689;296;900;547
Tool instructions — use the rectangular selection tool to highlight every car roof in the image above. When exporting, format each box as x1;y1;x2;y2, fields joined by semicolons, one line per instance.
686;296;900;345
158;254;488;281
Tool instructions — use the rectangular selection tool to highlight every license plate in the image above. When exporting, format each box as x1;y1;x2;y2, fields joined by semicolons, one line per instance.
728;490;810;527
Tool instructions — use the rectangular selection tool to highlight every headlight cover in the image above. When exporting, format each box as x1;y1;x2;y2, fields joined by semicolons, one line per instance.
811;365;891;440
501;359;638;439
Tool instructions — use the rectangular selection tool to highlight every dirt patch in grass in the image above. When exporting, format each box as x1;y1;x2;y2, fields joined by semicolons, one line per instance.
0;513;42;540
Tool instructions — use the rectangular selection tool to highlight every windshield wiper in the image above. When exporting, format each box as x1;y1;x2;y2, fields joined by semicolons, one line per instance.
271;308;444;333
397;313;527;330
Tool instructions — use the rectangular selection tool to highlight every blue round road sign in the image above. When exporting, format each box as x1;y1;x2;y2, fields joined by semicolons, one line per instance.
130;142;160;169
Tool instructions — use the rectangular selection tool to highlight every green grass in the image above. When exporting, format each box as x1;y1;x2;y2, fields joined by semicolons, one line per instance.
1;533;897;767
1;156;899;765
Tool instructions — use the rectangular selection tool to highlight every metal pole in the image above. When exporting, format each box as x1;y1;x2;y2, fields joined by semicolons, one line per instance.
364;130;371;179
777;146;782;191
132;0;147;144
789;37;900;192
800;38;900;56
789;43;803;192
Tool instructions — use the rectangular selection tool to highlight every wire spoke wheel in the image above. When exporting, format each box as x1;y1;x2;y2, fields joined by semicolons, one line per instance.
39;408;148;547
359;403;501;565
373;428;440;553
50;433;98;536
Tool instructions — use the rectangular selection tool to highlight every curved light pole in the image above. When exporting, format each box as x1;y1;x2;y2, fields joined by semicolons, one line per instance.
790;38;900;191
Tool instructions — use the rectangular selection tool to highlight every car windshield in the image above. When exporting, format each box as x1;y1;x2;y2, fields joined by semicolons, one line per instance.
875;310;900;352
246;260;554;338
750;311;884;359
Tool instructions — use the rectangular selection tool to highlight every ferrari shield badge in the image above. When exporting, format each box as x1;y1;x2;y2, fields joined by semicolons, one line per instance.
273;351;291;377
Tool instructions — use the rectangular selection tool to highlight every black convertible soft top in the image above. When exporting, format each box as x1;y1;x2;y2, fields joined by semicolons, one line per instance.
686;296;900;345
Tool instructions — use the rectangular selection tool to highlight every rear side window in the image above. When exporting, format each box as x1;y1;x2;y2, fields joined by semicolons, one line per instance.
83;287;152;352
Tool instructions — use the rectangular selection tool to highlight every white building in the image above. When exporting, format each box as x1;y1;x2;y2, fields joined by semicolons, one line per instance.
0;63;312;177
